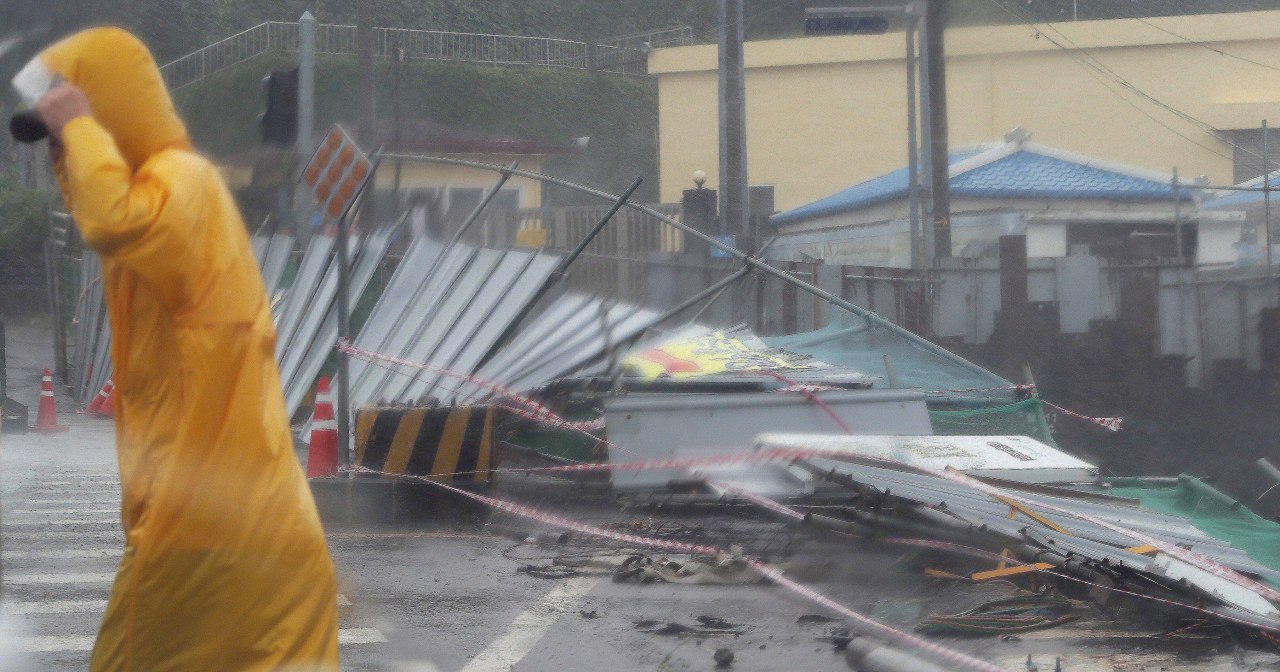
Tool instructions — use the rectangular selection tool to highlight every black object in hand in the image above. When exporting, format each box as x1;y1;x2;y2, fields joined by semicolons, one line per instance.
9;110;49;143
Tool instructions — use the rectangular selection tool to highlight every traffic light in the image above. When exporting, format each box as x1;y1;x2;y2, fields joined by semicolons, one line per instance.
258;68;299;146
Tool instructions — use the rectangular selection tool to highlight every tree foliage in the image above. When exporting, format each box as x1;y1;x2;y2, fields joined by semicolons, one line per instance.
0;171;49;264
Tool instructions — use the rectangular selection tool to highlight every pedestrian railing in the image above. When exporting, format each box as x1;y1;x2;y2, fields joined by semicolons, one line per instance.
161;21;695;92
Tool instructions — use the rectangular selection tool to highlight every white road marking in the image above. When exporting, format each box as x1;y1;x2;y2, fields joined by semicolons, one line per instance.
4;571;115;585
3;599;108;615
4;508;119;517
337;593;353;606
2;518;119;527
459;577;599;672
6;499;118;506
339;628;388;645
2;530;122;541
3;547;120;560
13;628;384;652
14;634;96;653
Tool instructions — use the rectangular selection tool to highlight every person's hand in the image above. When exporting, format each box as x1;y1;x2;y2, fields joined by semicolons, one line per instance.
35;83;91;140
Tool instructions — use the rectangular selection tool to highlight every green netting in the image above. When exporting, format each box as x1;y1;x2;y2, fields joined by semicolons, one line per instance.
929;398;1058;447
762;315;1011;394
1108;475;1280;588
765;318;1058;445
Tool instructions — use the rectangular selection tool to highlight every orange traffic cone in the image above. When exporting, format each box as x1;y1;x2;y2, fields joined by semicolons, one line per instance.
99;384;116;419
33;368;69;433
85;379;113;416
306;377;338;478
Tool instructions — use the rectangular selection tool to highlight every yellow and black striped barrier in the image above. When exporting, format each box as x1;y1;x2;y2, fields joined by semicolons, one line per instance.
354;405;495;483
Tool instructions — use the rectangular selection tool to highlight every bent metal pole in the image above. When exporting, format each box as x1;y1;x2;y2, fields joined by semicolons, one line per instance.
382;153;981;373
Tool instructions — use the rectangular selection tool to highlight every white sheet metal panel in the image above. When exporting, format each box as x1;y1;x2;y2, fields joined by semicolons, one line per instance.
276;235;363;385
502;303;660;393
406;250;561;402
458;295;600;402
381;248;506;403
282;226;397;417
349;245;476;407
345;236;446;386
251;233;270;268
1150;552;1280;619
72;252;105;401
274;234;336;356
755;434;1098;484
605;390;934;492
260;234;294;301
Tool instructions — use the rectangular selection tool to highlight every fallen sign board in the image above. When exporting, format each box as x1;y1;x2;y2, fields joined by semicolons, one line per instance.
756;434;1097;484
604;390;933;493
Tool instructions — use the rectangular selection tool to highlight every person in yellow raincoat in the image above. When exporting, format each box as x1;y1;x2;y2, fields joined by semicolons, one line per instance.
10;28;339;670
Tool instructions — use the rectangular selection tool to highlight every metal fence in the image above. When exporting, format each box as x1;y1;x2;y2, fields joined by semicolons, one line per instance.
465;204;683;303
160;21;692;91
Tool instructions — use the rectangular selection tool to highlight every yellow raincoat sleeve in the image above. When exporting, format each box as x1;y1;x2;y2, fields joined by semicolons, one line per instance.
58;115;203;311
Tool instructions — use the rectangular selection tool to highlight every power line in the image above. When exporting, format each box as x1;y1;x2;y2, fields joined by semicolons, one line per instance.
985;0;1258;162
1076;0;1280;74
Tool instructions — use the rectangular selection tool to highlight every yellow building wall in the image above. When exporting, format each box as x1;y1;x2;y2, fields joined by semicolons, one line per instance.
219;154;545;209
377;156;544;208
652;10;1280;212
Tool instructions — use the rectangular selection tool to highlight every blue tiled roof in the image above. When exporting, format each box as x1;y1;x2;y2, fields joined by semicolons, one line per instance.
772;145;1190;226
1204;170;1280;209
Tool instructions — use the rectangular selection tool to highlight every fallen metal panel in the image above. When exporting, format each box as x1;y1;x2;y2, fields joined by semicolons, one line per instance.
276;234;363;390
282;225;397;417
251;233;270;268
72;252;104;401
381;248;507;403
605;390;934;492
85;321;113;404
344;235;446;392
259;233;295;301
409;251;562;403
757;434;1098;484
348;243;475;407
803;457;1278;583
463;294;602;400
274;234;337;357
503;303;664;393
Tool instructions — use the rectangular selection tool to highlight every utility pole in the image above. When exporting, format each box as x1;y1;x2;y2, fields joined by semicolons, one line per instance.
392;37;404;210
1265;120;1274;277
924;0;951;260
356;0;376;228
906;3;923;270
356;0;375;147
718;0;749;244
296;11;316;244
1172;167;1183;265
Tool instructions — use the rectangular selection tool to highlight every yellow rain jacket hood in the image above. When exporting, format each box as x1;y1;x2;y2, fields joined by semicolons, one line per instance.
19;28;339;671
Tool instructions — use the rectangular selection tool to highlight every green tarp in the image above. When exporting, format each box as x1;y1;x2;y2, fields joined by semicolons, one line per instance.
1108;475;1280;588
929;398;1057;447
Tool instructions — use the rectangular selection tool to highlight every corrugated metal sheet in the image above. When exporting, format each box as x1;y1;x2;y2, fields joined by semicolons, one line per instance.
802;456;1280;584
345;241;565;407
279;225;398;417
259;233;295;301
274;234;337;357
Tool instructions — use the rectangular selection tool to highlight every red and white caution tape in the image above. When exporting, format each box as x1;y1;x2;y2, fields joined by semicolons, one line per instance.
394;472;1004;672
339;339;606;434
1043;401;1123;432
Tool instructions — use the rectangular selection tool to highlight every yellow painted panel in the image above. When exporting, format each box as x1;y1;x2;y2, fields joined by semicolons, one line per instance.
431;407;472;477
